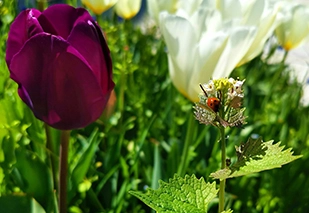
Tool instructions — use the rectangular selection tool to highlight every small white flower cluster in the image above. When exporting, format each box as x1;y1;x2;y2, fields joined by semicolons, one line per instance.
202;80;216;96
228;78;245;100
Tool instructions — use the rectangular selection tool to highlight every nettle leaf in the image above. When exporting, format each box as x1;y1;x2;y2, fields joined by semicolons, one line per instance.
129;174;218;213
210;137;302;179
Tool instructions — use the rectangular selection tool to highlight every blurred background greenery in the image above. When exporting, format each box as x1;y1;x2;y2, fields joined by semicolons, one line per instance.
0;0;309;212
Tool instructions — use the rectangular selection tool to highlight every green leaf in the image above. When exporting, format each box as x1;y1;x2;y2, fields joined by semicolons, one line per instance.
210;137;302;179
221;210;233;213
14;148;54;210
129;174;218;213
0;195;46;213
69;129;100;201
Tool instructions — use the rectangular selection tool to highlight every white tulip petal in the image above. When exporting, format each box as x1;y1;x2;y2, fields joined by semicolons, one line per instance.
213;27;257;78
241;0;264;25
217;0;241;20
188;32;229;101
240;9;278;64
160;12;198;99
178;0;203;15
276;3;309;50
288;6;309;47
159;12;197;73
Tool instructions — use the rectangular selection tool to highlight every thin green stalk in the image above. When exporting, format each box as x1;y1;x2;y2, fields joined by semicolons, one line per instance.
281;49;289;65
218;126;226;213
177;114;195;176
118;21;130;123
59;130;71;213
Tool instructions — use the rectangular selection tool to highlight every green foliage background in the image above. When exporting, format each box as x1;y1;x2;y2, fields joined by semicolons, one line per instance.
0;0;308;212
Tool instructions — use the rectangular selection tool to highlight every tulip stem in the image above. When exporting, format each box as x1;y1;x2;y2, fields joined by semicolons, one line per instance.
59;130;70;213
218;126;226;213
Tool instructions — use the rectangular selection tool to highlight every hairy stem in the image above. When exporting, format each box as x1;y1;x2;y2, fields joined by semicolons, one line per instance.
59;130;70;213
218;126;226;213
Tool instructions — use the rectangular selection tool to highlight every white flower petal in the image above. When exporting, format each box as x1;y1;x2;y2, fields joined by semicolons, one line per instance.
217;0;242;20
213;27;257;78
160;12;198;99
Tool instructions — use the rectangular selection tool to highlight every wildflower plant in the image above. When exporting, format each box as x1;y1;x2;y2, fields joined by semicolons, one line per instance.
130;77;302;213
194;78;246;128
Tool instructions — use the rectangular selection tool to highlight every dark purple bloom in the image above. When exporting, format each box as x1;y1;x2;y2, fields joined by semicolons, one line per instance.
6;4;114;130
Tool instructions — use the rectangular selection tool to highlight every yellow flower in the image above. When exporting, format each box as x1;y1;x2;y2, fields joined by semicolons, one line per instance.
275;3;309;50
82;0;118;15
114;0;142;19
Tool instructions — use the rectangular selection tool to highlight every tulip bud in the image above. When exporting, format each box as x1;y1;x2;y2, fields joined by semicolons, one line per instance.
81;0;118;15
114;0;142;19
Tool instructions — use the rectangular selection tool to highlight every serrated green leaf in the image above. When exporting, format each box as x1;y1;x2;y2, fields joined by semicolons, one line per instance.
210;137;302;179
129;174;218;213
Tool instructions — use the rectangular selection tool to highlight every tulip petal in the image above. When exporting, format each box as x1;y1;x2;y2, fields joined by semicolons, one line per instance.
160;12;197;98
9;34;109;129
239;9;277;65
39;4;93;39
217;0;241;20
187;32;229;101
67;20;113;93
6;8;42;66
287;6;309;48
242;0;264;25
213;27;257;79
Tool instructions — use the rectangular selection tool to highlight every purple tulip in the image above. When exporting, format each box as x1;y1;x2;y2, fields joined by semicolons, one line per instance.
5;4;114;130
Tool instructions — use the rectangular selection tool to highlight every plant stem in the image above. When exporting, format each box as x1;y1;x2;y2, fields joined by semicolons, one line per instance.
59;130;70;213
177;114;195;176
218;126;226;213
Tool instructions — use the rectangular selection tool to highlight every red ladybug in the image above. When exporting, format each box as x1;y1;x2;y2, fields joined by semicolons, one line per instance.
207;97;220;112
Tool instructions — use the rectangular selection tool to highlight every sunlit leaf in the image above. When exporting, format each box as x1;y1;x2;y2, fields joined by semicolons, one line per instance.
130;174;218;212
210;137;302;179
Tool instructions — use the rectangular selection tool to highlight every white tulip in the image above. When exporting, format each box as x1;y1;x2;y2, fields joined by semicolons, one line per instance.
159;0;278;102
275;2;309;50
